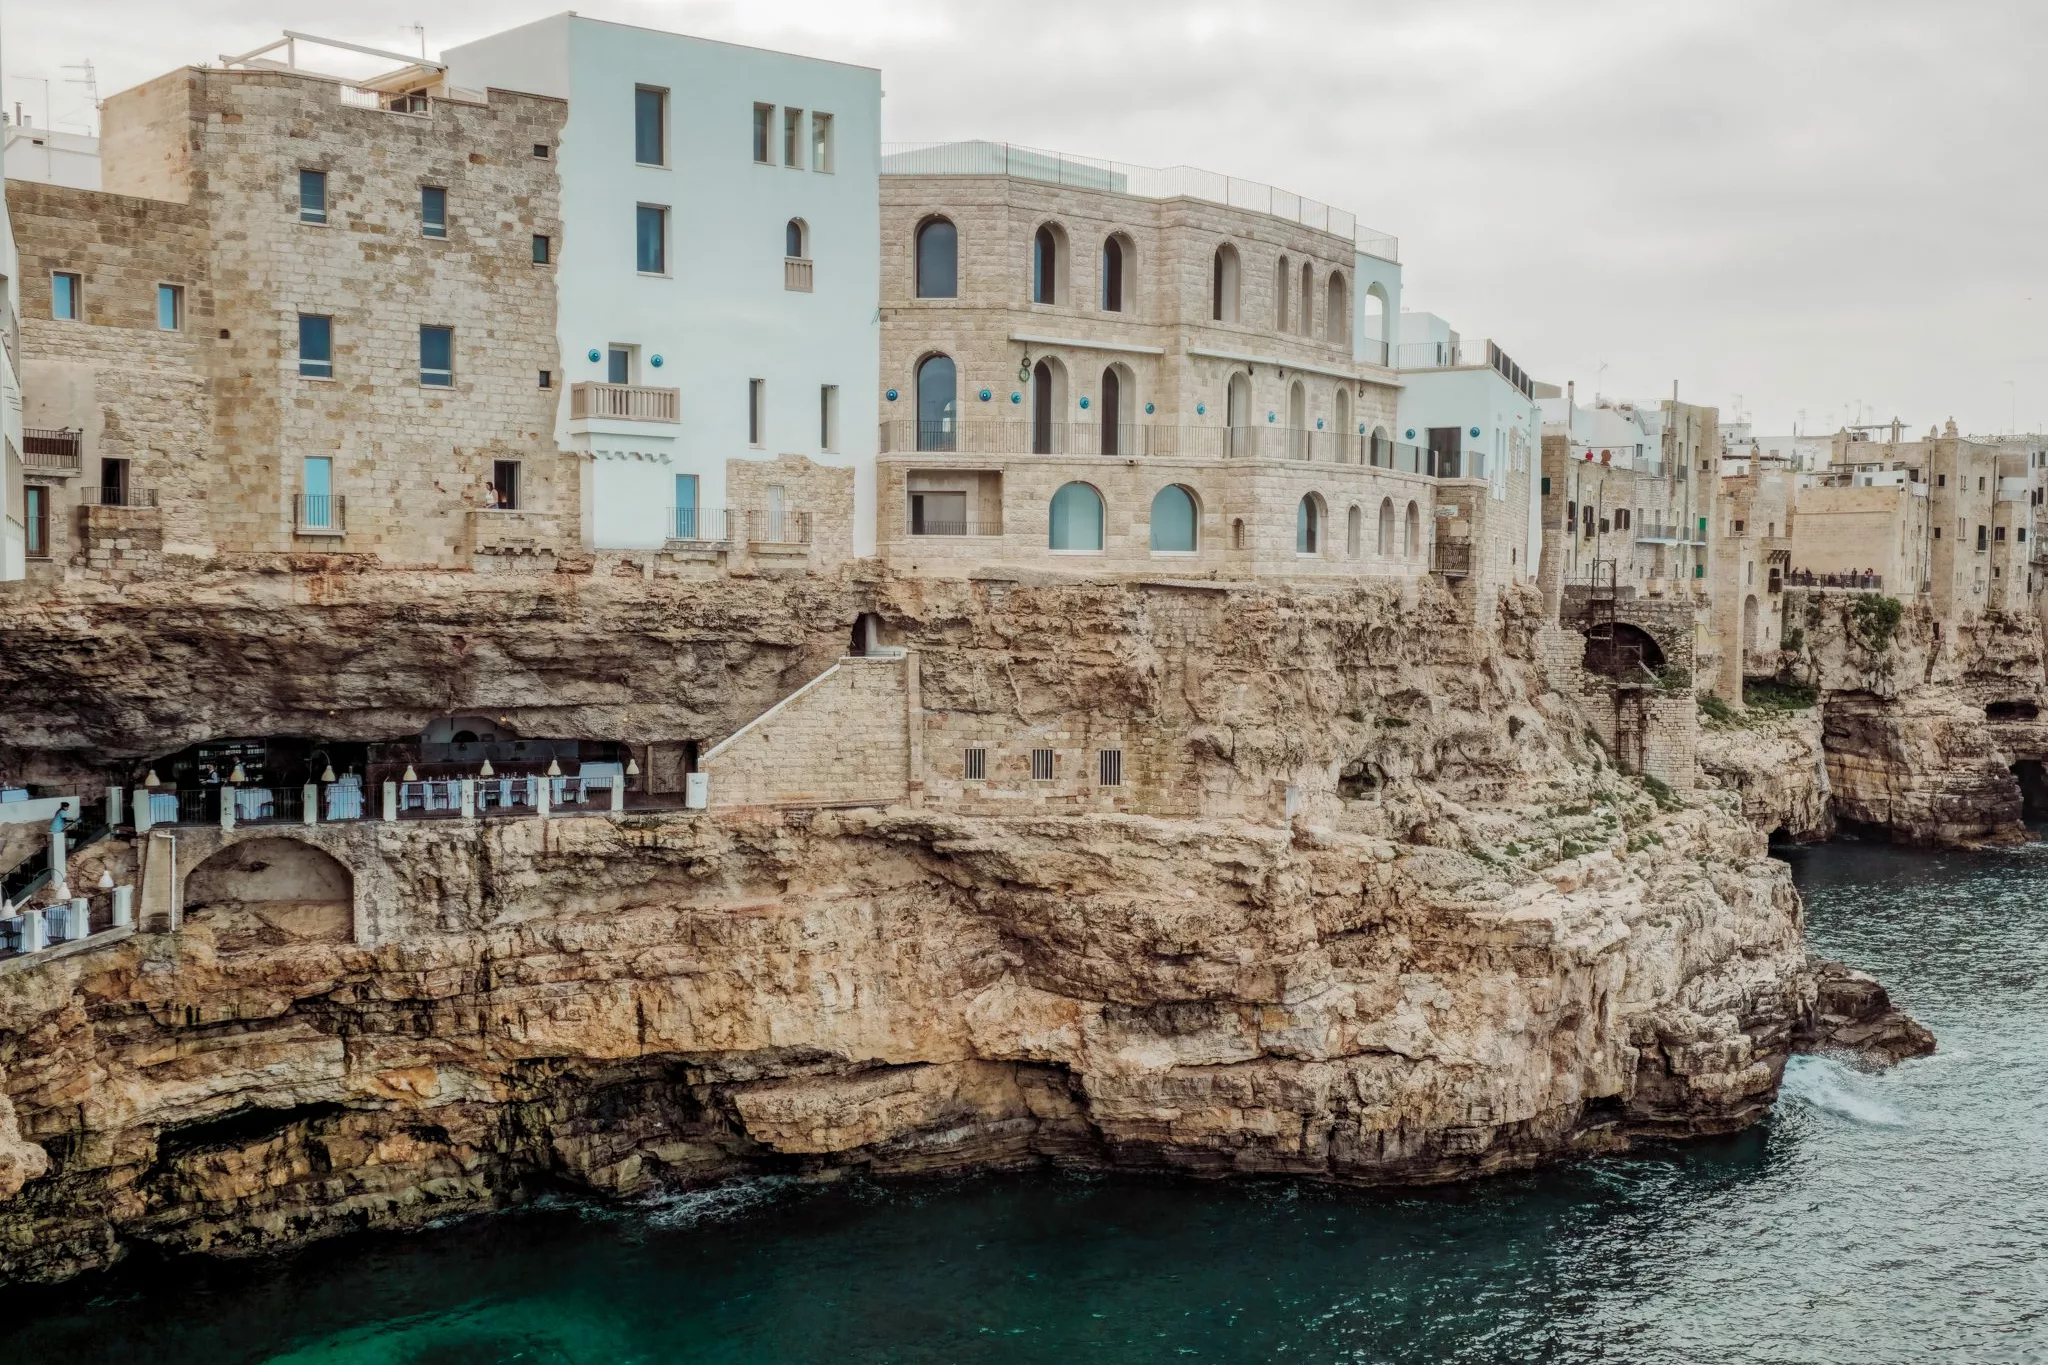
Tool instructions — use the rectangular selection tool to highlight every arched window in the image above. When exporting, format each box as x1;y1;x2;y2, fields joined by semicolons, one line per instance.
1405;501;1421;558
1099;365;1123;454
1277;255;1291;332
1151;484;1198;552
1231;517;1245;550
1362;283;1389;365
1297;495;1321;554
785;218;808;259
1101;235;1128;313
1334;389;1352;459
1032;223;1065;305
1227;371;1252;458
1377;497;1394;554
1287;380;1307;460
1325;272;1348;344
915;217;957;298
1299;261;1314;336
1049;482;1104;551
1370;425;1390;467
1032;358;1067;454
1347;504;1362;557
1212;244;1240;322
915;353;956;452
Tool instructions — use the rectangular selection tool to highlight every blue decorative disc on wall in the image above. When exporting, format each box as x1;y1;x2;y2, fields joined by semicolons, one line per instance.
1145;402;1155;414
1011;392;1022;404
1469;426;1481;438
650;354;663;368
886;388;899;402
1079;396;1090;410
1358;423;1366;434
978;388;991;401
1316;418;1325;430
1405;428;1416;440
1196;403;1206;416
587;348;601;363
1267;412;1276;423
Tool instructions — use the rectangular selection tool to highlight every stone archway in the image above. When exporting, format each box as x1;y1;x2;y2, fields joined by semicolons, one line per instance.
183;837;354;951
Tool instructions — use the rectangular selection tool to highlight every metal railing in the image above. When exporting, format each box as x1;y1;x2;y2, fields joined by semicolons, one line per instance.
748;509;813;545
878;420;1448;472
1633;522;1706;545
907;517;1004;538
22;428;80;473
784;257;813;292
80;486;158;508
1785;569;1884;591
1360;338;1390;367
879;140;1398;261
570;381;682;423
477;776;538;814
670;507;732;543
1392;337;1534;398
230;786;304;824
295;493;345;534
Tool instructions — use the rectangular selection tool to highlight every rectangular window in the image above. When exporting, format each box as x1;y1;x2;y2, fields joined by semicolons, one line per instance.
811;112;834;172
298;313;333;378
1031;748;1055;782
421;186;448;238
51;272;79;320
420;325;453;387
532;234;551;264
635;86;667;166
748;378;765;447
1996;526;2008;542
99;457;129;506
1938;474;1947;487
784;106;802;167
302;456;334;529
156;283;183;331
963;747;987;781
636;204;667;274
538;370;552;389
492;460;520;510
533;142;551;159
607;346;633;385
820;384;839;451
23;484;48;558
753;103;773;163
1978;525;1988;552
298;169;327;224
1098;749;1123;788
1540;476;1551;495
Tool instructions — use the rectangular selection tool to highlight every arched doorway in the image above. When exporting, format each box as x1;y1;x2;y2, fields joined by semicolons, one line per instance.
915;216;957;298
1032;358;1067;454
1346;504;1362;557
1212;244;1240;322
1334;388;1352;459
1287;380;1306;460
184;837;353;952
916;353;956;452
1226;371;1252;458
1297;494;1322;555
1743;594;1760;655
1582;622;1667;679
1377;498;1395;554
1405;501;1421;557
1100;364;1134;455
1362;284;1389;364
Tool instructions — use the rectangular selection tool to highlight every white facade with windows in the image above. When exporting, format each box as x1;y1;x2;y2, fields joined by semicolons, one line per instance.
0;96;23;579
446;15;881;552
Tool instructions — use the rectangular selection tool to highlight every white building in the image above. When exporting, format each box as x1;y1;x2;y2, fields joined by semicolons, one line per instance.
1;123;101;191
1393;311;1547;578
446;14;882;552
0;87;23;578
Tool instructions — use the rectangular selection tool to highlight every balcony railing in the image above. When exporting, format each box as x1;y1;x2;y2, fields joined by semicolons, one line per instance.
1784;569;1884;591
784;257;813;292
570;381;681;423
22;428;81;474
670;507;732;543
80;486;158;508
877;420;1452;472
907;517;1004;538
1634;522;1707;545
1432;541;1473;577
748;509;812;545
295;493;346;534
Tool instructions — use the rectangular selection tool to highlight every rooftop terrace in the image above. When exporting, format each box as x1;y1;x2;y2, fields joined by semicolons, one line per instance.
881;140;1398;263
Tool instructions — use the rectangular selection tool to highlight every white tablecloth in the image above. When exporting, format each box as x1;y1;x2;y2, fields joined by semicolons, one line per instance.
148;792;180;823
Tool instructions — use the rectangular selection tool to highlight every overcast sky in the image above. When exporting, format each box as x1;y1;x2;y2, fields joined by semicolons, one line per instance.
9;0;2045;436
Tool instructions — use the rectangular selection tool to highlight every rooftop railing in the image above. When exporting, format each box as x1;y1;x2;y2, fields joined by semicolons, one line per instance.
881;140;1399;262
1394;337;1534;398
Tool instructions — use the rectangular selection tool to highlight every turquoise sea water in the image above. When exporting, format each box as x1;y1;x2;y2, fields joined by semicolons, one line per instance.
1;840;2043;1364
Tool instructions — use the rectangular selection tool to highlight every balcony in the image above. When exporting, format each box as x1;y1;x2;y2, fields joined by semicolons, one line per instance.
22;428;81;475
669;506;732;544
1394;337;1534;399
1784;569;1884;592
747;508;812;546
877;420;1446;472
570;381;681;424
784;257;813;292
295;493;346;536
80;486;158;509
1432;540;1473;578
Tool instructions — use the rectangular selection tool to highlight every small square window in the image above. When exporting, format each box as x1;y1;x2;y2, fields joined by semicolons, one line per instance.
963;747;987;781
156;283;184;331
532;234;551;264
51;271;80;320
539;369;552;389
752;103;773;163
299;169;327;224
420;325;454;387
421;186;448;238
533;143;551;159
298;313;333;378
1030;748;1054;782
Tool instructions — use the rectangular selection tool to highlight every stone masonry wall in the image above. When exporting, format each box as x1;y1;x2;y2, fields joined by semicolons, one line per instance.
703;654;911;808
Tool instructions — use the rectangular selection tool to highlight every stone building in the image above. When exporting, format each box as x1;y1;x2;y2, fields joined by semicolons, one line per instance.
10;59;574;575
873;142;1496;591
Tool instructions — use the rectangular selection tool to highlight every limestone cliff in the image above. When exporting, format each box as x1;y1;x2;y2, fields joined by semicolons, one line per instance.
1697;707;1834;841
0;568;1870;1282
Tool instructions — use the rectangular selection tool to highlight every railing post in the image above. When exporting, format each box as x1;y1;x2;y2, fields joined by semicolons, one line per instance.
107;786;125;828
459;779;476;822
221;789;236;831
20;908;45;954
303;783;319;826
536;779;550;819
382;781;398;822
610;777;625;813
68;896;89;942
133;789;153;833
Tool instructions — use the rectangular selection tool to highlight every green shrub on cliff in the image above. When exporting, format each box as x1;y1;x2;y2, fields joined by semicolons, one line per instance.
1744;678;1818;712
1851;594;1904;652
1697;693;1737;727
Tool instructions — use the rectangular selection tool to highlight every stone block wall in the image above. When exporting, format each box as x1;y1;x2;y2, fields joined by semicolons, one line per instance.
724;453;858;572
703;654;911;809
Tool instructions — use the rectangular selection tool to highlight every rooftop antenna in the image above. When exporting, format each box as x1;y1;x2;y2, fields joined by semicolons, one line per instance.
59;60;97;136
1595;360;1608;403
412;24;427;59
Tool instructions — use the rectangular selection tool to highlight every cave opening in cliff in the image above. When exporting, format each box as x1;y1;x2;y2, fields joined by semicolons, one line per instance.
2012;760;2048;821
1987;700;2039;722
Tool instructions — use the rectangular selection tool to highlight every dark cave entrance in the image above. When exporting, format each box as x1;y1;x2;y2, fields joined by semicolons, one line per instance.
2013;760;2048;822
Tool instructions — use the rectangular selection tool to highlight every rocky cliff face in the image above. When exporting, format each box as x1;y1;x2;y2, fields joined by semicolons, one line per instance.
0;569;1869;1282
1697;708;1834;841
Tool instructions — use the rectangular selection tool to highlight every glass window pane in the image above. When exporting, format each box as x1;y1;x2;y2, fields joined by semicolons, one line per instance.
608;348;630;385
298;314;331;377
421;186;446;237
753;104;772;163
420;326;452;386
1150;486;1196;552
637;205;666;273
532;234;549;264
157;285;179;331
1049;483;1104;551
915;355;956;451
299;170;326;223
916;220;957;299
52;274;76;320
635;87;664;165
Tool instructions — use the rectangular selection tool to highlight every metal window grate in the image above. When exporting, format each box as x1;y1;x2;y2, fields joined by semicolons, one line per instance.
1098;748;1123;788
963;747;987;781
1030;748;1054;782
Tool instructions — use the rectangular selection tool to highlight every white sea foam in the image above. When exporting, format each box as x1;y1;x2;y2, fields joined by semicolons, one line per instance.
636;1175;806;1229
1780;1054;1908;1128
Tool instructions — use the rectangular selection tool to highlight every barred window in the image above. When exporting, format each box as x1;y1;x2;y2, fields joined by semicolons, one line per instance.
1030;748;1054;782
963;747;987;781
1098;748;1123;788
